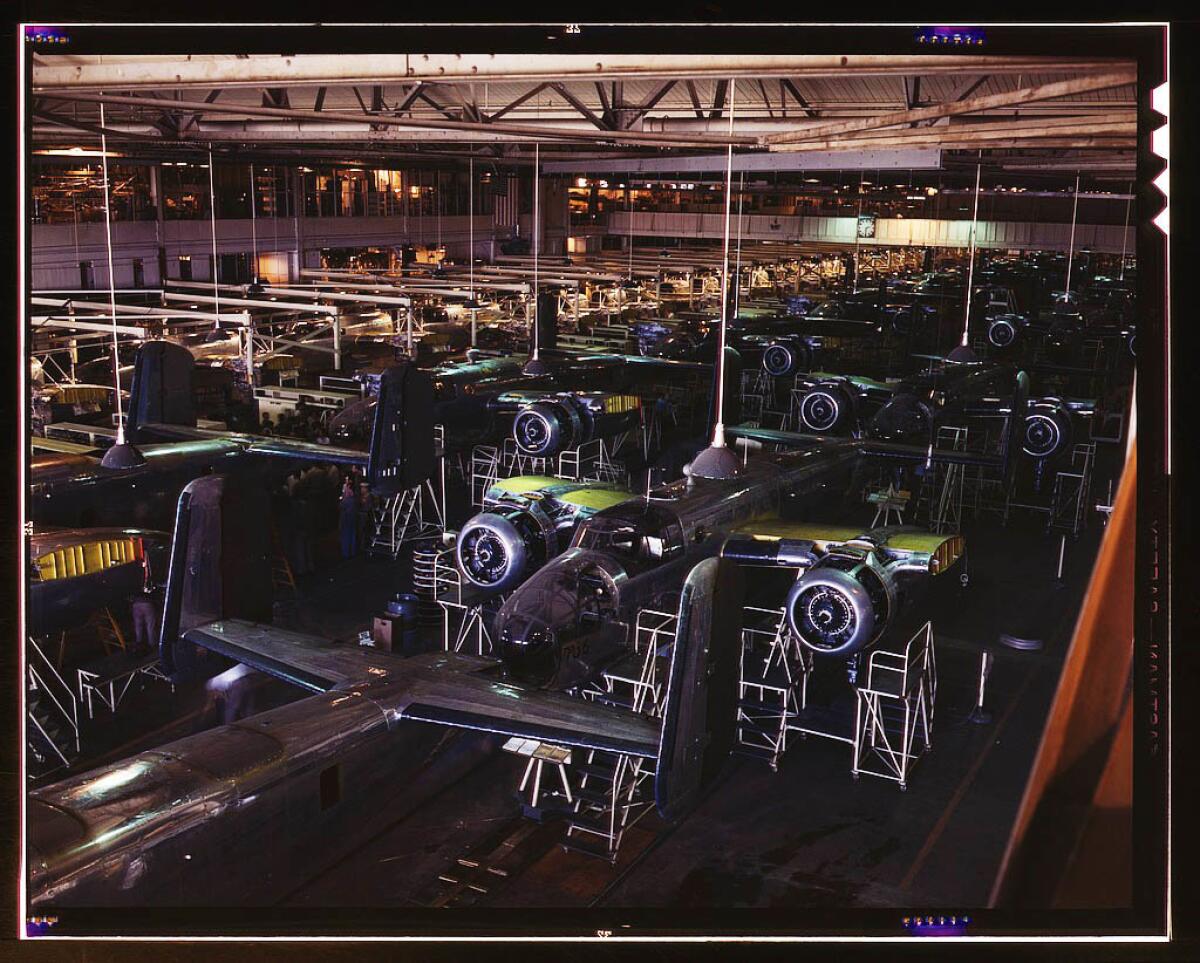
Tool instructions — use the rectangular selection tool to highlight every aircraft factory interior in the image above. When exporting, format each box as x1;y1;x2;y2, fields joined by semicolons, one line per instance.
21;23;1160;938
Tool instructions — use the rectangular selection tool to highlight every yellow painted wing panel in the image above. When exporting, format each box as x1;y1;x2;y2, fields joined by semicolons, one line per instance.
488;475;562;496
731;520;864;546
557;488;633;511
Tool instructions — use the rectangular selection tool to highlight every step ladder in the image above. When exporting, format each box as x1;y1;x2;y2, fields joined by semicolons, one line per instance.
367;480;444;559
92;607;127;657
1050;443;1096;537
735;606;812;770
563;608;674;860
582;608;674;718
429;540;503;657
557;436;627;486
852;621;937;790
562;749;655;862
26;636;81;781
740;370;769;425
470;444;502;508
915;425;967;532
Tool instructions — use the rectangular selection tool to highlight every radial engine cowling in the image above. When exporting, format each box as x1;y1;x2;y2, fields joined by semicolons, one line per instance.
797;380;856;434
987;314;1022;350
455;507;554;593
785;556;894;657
1023;397;1074;461
512;399;587;457
762;337;813;378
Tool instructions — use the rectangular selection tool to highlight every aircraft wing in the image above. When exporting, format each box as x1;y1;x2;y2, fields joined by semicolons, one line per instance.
725;425;1006;469
140;421;369;466
615;353;709;374
725;425;841;447
182;618;661;757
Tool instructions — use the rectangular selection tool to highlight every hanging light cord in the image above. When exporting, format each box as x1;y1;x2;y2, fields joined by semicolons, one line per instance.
208;145;220;328
532;141;540;360
852;170;864;295
961;158;982;347
733;170;745;320
1065;171;1081;296
1119;179;1133;281
627;178;634;286
98;102;126;445
469;156;477;347
712;77;737;450
249;163;258;281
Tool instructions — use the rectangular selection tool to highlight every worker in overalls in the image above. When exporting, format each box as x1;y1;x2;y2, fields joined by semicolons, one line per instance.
130;583;161;656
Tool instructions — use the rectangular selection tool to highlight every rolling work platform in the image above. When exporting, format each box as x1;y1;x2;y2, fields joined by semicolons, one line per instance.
852;622;937;790
736;605;813;771
1004;442;1097;537
427;540;505;657
565;608;675;861
732;601;940;792
76;650;174;721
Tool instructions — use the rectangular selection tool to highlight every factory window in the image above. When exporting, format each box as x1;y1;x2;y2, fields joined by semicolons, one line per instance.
78;261;94;289
178;256;192;281
161;162;212;220
31;161;154;224
319;764;341;811
132;258;145;287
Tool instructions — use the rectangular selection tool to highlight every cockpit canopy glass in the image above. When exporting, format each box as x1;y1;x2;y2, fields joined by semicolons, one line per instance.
570;502;684;569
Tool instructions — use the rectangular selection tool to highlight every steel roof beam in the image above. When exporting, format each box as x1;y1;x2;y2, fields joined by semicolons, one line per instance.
32;54;1130;90
36;91;758;148
765;69;1137;145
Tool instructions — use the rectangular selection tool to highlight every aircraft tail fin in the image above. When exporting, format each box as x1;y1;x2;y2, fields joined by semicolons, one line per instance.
654;555;745;822
1001;370;1031;491
127;341;197;439
366;361;436;497
158;474;274;677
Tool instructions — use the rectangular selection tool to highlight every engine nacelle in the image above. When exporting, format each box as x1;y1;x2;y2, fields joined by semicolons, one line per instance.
510;393;641;458
512;399;586;457
455;507;555;593
1023;397;1074;460
889;303;935;335
762;337;813;378
785;555;894;657
987;314;1022;350
797;380;856;434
